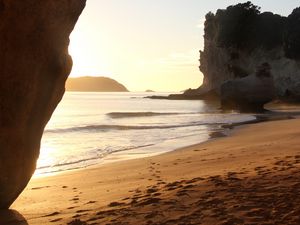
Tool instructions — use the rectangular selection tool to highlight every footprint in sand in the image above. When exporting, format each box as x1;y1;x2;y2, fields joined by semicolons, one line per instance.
136;197;161;206
43;211;60;217
49;218;62;222
73;213;89;219
176;189;191;197
164;181;183;191
67;219;88;225
157;181;166;185
31;185;50;190
144;211;159;219
186;177;205;184
152;192;161;197
72;214;81;218
146;187;158;194
70;197;80;202
108;201;126;207
76;209;91;213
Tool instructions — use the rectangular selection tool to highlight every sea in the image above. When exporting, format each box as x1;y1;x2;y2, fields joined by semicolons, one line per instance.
35;92;255;176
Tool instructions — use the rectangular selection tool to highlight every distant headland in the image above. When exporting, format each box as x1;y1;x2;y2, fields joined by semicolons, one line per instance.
145;89;155;92
66;76;129;92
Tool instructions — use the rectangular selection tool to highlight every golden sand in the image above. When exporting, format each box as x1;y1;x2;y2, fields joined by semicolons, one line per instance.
6;118;300;224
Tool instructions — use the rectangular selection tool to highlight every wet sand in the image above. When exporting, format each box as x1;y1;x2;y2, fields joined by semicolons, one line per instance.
6;118;300;224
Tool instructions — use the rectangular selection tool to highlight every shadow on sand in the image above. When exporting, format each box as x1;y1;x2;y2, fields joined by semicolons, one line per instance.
0;210;28;225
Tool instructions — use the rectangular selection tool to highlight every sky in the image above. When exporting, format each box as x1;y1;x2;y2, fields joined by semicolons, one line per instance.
69;0;299;92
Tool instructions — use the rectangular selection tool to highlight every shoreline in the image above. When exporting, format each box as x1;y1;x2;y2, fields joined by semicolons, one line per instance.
35;109;299;177
6;117;300;224
34;133;211;178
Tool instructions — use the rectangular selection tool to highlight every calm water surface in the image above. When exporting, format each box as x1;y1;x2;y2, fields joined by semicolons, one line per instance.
36;92;255;175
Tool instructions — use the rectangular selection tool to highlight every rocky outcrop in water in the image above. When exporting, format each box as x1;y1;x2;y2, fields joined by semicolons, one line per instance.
193;2;300;110
0;0;86;208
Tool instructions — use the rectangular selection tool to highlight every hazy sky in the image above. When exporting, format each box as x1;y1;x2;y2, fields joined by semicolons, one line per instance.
69;0;299;91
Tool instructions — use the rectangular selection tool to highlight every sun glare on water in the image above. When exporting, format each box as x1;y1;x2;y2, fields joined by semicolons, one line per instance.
34;146;56;177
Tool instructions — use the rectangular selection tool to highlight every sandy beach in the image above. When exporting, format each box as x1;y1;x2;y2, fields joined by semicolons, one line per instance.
4;118;300;225
2;1;300;225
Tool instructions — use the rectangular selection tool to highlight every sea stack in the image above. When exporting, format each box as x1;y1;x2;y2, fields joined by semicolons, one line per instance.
0;0;86;208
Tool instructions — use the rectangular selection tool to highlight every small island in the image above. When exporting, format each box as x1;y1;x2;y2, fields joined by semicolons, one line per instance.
145;89;155;92
66;76;129;92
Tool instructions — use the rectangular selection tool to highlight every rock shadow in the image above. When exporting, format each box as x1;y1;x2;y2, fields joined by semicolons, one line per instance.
0;210;28;225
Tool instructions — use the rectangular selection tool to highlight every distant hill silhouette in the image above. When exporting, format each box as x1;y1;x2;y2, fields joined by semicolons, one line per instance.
145;89;155;92
66;76;129;92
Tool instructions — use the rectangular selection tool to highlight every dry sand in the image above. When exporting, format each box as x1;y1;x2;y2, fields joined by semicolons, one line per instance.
3;118;300;225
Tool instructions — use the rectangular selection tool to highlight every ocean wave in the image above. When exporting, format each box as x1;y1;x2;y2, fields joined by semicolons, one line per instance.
44;121;225;134
37;156;100;170
107;112;189;118
36;144;155;172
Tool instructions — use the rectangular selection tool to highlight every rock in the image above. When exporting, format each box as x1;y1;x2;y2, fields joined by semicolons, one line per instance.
0;0;86;208
221;63;275;112
182;88;219;101
198;3;300;102
146;89;219;101
66;76;129;92
0;210;28;225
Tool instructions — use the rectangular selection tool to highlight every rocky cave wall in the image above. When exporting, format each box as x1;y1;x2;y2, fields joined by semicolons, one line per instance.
0;0;86;208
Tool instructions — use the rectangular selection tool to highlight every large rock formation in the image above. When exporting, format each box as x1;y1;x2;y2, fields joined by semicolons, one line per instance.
0;0;86;208
193;2;300;109
221;63;275;112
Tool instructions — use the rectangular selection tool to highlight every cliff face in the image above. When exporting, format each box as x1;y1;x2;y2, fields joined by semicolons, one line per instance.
198;2;300;101
200;43;300;99
66;76;129;92
0;0;86;208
